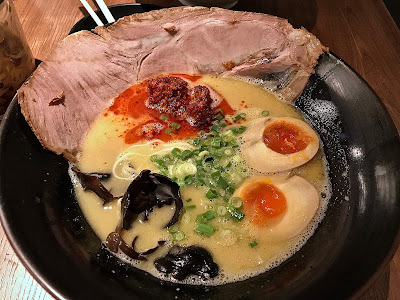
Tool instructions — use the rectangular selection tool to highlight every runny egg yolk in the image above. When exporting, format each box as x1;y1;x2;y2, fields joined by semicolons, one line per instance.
262;121;313;154
240;181;287;226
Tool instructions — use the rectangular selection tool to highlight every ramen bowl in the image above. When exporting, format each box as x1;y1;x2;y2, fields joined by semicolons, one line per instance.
0;4;399;300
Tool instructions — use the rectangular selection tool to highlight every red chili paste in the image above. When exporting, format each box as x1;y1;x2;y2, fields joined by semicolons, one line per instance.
107;75;234;144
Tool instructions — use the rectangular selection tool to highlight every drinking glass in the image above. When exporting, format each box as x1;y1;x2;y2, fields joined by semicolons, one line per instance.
0;0;35;115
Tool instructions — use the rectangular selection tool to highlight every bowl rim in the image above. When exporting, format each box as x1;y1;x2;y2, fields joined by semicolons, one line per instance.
1;4;400;300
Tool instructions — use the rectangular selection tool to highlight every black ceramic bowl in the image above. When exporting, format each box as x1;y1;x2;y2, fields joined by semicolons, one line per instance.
1;4;400;300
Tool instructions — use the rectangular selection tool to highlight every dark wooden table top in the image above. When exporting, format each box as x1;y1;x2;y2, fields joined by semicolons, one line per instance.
1;0;398;299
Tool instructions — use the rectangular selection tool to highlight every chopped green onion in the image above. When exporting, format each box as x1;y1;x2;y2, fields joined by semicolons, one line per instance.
228;205;245;221
224;161;233;169
165;128;173;135
177;178;185;186
222;130;235;141
233;114;242;121
237;126;247;134
261;110;269;117
250;240;258;248
186;198;192;202
226;186;235;195
160;115;168;121
232;154;244;163
196;214;207;223
186;205;196;210
196;178;206;186
173;162;197;178
211;171;221;180
193;137;201;146
206;189;218;199
173;231;185;241
171;148;181;157
217;177;229;189
208;178;218;187
231;126;247;135
172;122;181;129
194;223;216;237
230;196;243;208
224;148;234;156
184;175;195;185
202;210;216;221
180;150;193;160
199;150;210;158
215;114;223;121
211;137;222;148
217;206;227;216
231;128;239;134
211;123;221;133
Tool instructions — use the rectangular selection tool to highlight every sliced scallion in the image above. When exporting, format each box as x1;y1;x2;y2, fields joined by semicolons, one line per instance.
215;114;223;121
211;171;221;180
226;186;235;195
217;177;229;189
180;150;193;160
165;128;173;135
233;114;242;121
228;205;245;221
230;196;243;208
206;189;218;199
211;137;222;148
250;240;258;247
186;205;196;210
171;148;181;157
199;150;210;158
217;206;227;216
224;148;234;156
202;210;216;221
194;223;216;237
184;175;195;185
261;110;269;117
173;231;185;241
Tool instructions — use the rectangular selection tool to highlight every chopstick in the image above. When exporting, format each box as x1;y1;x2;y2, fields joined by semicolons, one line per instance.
79;0;104;26
94;0;116;24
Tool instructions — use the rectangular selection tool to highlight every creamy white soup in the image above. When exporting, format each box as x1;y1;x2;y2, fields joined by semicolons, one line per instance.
70;75;330;285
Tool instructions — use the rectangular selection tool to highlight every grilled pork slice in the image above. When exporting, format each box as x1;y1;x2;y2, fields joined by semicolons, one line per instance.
18;6;326;161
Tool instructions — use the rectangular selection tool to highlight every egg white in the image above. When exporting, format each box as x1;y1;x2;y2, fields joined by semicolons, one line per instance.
238;175;319;241
241;117;320;173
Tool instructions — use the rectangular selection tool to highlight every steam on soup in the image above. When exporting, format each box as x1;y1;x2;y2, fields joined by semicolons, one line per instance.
70;75;330;285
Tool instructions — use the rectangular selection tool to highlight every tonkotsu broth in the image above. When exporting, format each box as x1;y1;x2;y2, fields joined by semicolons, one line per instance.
71;75;331;285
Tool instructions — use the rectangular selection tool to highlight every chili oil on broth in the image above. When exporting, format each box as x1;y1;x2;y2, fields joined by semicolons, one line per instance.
71;75;331;285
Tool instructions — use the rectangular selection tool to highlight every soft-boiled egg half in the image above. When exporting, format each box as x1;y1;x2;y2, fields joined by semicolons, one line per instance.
241;117;319;173
237;175;319;240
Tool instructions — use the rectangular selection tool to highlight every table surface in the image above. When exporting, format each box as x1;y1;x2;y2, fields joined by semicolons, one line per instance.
1;0;399;299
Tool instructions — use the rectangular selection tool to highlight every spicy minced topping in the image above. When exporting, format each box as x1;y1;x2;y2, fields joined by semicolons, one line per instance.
107;75;235;144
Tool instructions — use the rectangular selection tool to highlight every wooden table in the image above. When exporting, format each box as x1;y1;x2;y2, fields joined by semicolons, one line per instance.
1;0;399;299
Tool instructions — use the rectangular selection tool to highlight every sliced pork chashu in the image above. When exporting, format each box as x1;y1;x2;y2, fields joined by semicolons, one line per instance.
18;6;326;161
